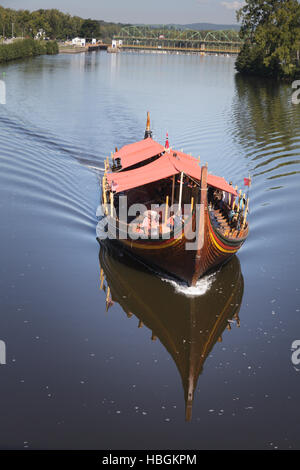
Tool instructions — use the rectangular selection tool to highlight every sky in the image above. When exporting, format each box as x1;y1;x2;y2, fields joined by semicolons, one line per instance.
0;0;243;24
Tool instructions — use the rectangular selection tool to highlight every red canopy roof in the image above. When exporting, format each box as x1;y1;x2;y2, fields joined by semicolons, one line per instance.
108;155;175;193
169;150;237;195
207;174;237;195
114;138;165;170
107;151;237;197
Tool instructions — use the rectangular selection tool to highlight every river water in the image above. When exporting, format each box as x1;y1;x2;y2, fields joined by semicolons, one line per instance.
0;51;299;450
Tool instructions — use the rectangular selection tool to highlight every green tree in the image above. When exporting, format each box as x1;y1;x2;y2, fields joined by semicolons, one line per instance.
0;5;123;42
0;38;58;63
79;19;101;39
236;0;300;78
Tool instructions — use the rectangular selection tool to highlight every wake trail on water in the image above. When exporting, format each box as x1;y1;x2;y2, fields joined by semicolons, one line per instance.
162;272;216;297
0;108;99;233
0;110;102;164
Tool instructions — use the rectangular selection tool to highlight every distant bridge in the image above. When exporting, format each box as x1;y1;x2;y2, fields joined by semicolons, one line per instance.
114;26;243;55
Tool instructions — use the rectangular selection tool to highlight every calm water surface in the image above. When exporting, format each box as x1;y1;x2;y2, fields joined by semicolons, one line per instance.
0;51;299;450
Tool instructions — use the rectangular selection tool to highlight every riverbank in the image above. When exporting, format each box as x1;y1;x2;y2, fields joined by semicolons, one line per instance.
58;43;109;54
59;44;86;54
235;44;300;81
0;38;58;64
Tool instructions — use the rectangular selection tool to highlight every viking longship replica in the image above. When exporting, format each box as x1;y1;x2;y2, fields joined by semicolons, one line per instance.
99;243;244;421
101;113;249;286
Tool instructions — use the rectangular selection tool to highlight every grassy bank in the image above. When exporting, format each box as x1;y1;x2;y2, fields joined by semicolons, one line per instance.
0;38;59;63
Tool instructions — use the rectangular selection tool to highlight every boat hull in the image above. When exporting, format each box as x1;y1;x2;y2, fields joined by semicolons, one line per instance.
103;206;247;285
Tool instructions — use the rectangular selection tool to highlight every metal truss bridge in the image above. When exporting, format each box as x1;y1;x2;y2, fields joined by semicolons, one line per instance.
114;26;243;54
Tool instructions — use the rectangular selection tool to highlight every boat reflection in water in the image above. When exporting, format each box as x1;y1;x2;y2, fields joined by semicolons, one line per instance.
99;243;244;421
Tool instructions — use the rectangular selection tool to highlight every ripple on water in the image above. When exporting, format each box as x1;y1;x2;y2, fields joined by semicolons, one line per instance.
0;111;98;234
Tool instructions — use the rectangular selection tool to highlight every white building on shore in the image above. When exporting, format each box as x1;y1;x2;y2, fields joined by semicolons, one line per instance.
72;37;86;47
111;39;122;49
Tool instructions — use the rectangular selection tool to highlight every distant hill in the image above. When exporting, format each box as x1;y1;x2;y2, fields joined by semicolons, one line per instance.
145;23;240;31
180;23;240;31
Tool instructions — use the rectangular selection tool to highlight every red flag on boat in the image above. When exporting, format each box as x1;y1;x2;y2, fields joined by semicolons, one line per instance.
165;132;169;149
244;177;251;187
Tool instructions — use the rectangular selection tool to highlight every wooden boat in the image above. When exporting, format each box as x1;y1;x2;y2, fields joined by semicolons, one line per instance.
99;242;244;421
100;113;249;286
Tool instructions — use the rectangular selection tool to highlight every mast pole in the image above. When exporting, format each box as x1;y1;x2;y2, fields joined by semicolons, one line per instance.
236;189;242;214
191;165;207;286
164;195;169;224
178;172;184;213
190;197;194;214
171;175;175;208
110;191;114;217
242;197;250;229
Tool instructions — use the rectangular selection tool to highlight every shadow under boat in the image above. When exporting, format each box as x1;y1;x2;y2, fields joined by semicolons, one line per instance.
99;242;244;421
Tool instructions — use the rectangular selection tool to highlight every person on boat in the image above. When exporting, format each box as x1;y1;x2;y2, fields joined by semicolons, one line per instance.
136;223;143;234
213;189;223;209
142;213;150;230
111;180;118;192
223;190;230;206
160;214;175;236
161;215;173;236
207;186;214;204
228;208;235;223
222;192;233;218
142;211;159;237
231;209;241;231
173;212;183;229
166;215;175;229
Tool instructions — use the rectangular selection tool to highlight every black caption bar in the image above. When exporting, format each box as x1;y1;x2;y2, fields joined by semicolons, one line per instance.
0;449;292;466
0;451;198;466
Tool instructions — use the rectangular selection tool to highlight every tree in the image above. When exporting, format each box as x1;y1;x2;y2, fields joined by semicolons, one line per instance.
0;6;123;42
236;0;300;78
79;19;101;39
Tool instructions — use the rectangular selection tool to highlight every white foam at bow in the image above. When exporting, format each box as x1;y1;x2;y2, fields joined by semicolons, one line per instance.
162;272;216;297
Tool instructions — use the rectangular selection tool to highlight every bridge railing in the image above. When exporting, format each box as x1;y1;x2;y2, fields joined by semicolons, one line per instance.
113;26;243;54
